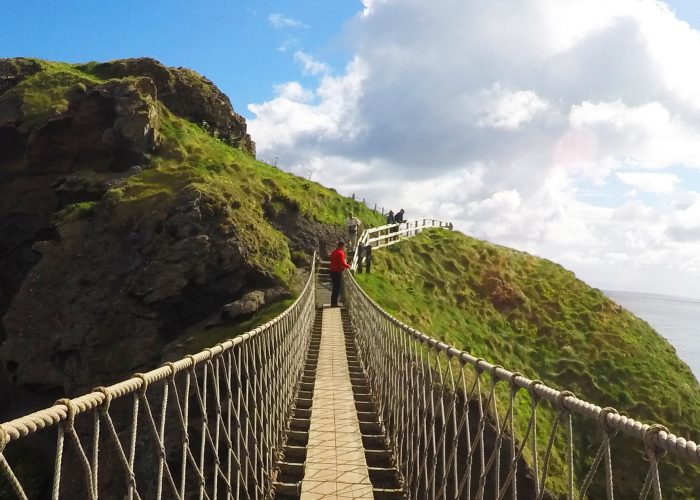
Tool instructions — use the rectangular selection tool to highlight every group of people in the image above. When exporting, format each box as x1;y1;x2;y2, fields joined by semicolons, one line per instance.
331;208;408;307
385;208;405;225
345;208;407;250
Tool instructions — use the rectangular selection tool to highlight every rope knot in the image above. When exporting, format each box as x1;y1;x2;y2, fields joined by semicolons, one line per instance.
556;390;576;412
644;424;669;459
55;398;77;431
528;379;544;401
508;372;524;393
597;407;619;435
185;354;197;371
134;373;148;393
163;362;177;380
474;358;487;375
489;364;504;383
93;386;112;415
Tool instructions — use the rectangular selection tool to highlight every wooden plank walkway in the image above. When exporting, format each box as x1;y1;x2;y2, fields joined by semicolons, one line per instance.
300;307;373;499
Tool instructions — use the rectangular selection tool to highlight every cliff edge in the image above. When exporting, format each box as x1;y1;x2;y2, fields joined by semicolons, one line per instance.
0;57;381;407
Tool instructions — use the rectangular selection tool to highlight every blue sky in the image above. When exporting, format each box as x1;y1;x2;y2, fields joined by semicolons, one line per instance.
5;0;700;297
0;0;362;117
0;0;697;113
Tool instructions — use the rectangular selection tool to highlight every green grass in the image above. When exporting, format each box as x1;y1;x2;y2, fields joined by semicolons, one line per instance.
356;229;700;498
10;57;385;360
9;59;102;126
125;105;383;282
10;58;382;285
183;297;296;354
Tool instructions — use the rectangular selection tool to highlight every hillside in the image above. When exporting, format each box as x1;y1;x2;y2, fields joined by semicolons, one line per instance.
0;57;383;406
2;57;699;498
356;229;700;498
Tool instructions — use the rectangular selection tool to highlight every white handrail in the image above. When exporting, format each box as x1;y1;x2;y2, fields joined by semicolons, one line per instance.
351;218;453;270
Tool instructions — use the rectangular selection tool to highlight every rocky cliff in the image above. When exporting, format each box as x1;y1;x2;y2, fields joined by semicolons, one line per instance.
0;58;381;415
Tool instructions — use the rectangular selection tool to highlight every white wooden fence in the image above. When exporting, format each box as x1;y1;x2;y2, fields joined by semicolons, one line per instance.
351;218;453;270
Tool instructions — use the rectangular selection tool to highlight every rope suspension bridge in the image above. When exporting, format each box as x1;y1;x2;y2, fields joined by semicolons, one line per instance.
0;219;698;499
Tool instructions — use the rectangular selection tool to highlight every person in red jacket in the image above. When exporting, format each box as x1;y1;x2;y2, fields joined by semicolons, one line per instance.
329;241;351;307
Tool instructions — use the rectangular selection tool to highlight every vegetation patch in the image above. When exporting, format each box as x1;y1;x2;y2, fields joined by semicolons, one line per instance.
183;297;296;354
356;229;700;497
12;60;102;126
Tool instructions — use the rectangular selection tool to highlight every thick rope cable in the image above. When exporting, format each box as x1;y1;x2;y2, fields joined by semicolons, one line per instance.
3;238;700;498
55;398;96;500
0;254;316;499
0;429;28;500
345;271;700;463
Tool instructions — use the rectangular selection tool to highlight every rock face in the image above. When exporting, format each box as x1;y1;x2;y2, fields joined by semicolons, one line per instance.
80;58;255;155
1;185;278;394
0;58;273;403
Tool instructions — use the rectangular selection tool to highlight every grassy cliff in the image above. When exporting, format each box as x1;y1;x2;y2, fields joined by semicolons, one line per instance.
356;229;700;498
4;58;699;497
0;57;385;395
0;57;387;498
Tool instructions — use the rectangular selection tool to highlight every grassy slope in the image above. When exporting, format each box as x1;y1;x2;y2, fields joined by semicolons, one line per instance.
11;58;385;348
356;229;700;498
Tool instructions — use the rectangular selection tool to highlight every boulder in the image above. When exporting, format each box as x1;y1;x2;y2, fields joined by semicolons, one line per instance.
222;291;266;321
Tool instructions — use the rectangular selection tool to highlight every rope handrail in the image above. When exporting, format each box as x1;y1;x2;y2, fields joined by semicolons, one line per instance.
345;267;700;499
0;253;318;499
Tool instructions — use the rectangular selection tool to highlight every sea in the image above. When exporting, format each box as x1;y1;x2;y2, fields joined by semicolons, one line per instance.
605;290;700;383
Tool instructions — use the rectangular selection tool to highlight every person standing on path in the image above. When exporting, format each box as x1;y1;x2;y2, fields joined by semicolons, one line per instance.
329;241;351;307
346;212;361;250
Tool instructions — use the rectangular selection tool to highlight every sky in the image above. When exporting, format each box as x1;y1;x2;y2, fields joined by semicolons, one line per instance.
3;0;700;298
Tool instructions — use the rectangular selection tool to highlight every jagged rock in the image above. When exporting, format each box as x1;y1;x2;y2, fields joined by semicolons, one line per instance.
0;59;256;396
0;58;42;96
79;58;255;154
222;291;266;321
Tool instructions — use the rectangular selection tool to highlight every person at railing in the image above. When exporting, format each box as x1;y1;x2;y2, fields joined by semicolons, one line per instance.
346;212;362;250
386;210;395;224
394;208;405;223
330;241;351;307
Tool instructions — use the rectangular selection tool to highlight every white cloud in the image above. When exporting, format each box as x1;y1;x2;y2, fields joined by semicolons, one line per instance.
475;84;549;130
569;100;700;168
293;51;331;76
616;172;679;194
248;57;367;150
277;37;299;53
273;82;313;103
269;13;307;29
250;0;700;298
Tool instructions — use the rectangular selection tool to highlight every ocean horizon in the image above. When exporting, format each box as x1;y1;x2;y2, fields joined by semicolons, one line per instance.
605;289;700;383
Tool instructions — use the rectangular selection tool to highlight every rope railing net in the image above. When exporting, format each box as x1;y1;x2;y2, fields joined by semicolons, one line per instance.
345;273;700;499
0;255;317;500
